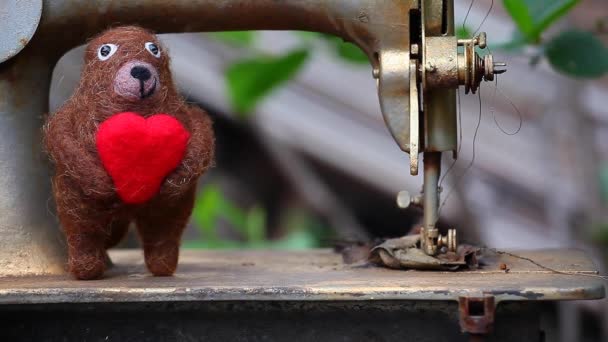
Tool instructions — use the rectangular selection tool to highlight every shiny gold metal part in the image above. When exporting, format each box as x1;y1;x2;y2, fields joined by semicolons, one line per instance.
457;32;507;94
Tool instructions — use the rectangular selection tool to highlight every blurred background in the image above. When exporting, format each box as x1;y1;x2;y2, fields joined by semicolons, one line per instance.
49;0;607;340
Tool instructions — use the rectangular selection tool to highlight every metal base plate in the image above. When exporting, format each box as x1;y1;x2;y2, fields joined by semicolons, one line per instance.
0;249;603;305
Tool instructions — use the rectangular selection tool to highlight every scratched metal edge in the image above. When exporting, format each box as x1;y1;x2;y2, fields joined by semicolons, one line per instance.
0;285;603;305
0;249;603;305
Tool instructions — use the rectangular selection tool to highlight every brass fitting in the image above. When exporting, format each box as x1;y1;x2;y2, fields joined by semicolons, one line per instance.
457;32;506;94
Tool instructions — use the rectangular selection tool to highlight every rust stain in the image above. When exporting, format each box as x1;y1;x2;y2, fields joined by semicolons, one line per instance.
19;37;29;47
458;296;495;335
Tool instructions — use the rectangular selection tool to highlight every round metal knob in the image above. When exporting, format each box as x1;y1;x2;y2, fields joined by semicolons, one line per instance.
477;32;487;49
437;229;458;253
396;191;412;209
396;191;423;209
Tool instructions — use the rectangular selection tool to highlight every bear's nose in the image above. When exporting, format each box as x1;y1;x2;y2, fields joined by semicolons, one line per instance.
130;66;152;81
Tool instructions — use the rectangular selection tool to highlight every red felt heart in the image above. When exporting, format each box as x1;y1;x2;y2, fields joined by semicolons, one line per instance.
96;112;190;204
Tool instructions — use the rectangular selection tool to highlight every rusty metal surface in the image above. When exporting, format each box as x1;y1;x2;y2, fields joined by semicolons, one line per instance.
0;249;602;305
459;296;496;336
0;0;42;63
0;45;67;275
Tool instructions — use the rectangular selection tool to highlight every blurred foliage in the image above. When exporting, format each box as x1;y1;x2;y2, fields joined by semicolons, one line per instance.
456;26;473;39
591;223;608;247
226;49;310;114
545;30;608;78
503;0;579;43
501;0;608;78
183;184;329;249
210;31;256;46
320;35;369;64
210;31;369;116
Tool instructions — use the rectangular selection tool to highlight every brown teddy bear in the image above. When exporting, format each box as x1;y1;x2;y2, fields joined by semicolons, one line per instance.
43;26;215;280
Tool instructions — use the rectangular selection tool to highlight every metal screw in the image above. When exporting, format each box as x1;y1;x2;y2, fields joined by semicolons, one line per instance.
396;191;422;209
477;32;487;49
437;229;457;252
396;191;412;208
411;44;420;56
372;68;380;79
493;62;507;75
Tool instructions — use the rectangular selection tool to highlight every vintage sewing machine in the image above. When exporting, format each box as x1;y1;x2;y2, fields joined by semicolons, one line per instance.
0;1;604;341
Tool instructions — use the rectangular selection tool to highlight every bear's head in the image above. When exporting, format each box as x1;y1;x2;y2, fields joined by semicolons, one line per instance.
77;26;176;114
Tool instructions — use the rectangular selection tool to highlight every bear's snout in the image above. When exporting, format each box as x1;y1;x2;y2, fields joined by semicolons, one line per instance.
114;60;160;100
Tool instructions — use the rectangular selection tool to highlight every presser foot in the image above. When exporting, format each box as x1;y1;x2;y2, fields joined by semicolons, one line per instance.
421;227;458;256
369;232;476;271
396;191;458;256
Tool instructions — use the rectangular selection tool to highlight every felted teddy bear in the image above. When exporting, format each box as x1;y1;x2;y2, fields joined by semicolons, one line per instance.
44;26;215;280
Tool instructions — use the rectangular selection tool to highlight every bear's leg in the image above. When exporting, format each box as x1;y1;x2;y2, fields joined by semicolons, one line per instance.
136;186;196;276
58;205;114;280
53;176;119;280
65;231;109;280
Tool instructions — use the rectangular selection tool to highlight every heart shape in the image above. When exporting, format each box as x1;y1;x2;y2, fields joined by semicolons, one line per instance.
96;112;190;204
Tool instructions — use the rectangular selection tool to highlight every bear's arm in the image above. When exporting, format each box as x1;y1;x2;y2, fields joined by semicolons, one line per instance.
160;105;215;198
43;109;115;200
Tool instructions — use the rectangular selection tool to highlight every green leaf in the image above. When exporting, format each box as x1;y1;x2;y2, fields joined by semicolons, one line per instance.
269;230;318;250
336;42;369;64
226;49;310;115
525;0;580;40
545;30;608;78
210;31;256;46
192;184;249;241
590;223;608;246
503;0;535;39
321;35;368;65
245;206;266;243
192;185;223;241
495;32;528;52
503;0;580;42
295;31;323;41
456;26;473;40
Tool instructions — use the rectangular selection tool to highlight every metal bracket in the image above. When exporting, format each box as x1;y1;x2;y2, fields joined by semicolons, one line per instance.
458;296;496;337
0;0;43;64
409;59;420;175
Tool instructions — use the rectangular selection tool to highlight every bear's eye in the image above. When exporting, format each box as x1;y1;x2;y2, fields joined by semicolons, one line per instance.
145;42;161;58
97;44;118;61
